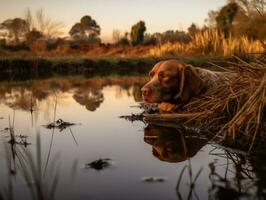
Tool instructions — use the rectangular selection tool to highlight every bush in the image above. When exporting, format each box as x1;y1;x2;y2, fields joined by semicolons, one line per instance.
31;39;48;52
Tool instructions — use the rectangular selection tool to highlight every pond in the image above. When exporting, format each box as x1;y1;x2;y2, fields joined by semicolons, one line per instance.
0;75;265;200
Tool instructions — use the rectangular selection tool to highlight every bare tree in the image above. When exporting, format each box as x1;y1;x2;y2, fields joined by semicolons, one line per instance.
230;0;266;14
24;8;65;39
24;8;33;32
35;9;65;39
112;29;121;43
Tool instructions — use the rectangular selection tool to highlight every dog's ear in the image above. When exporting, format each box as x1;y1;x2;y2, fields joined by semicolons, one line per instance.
175;64;205;103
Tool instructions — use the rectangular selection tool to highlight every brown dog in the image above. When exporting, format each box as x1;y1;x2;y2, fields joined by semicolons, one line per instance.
141;60;226;112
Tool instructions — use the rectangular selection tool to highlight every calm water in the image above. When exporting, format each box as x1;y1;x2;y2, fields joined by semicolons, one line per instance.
0;76;265;200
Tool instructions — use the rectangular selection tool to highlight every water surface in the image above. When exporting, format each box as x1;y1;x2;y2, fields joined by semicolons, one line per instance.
0;76;265;200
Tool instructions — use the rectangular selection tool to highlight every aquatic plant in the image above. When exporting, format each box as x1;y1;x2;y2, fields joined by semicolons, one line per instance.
1;112;60;200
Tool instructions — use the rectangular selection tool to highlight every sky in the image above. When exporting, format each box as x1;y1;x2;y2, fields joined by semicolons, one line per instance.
0;0;227;41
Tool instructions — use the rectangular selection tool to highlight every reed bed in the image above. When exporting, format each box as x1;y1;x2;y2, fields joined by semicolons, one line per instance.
150;29;265;57
145;56;266;152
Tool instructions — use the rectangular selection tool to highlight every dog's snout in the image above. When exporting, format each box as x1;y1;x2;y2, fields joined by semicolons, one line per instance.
141;86;151;97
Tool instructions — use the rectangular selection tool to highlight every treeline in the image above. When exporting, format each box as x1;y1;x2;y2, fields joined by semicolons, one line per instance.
206;0;266;40
111;0;266;46
0;0;265;54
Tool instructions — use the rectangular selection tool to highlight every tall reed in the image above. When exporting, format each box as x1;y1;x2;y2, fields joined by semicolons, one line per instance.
150;29;265;57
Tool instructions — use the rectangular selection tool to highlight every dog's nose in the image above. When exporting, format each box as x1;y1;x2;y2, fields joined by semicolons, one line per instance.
141;87;151;97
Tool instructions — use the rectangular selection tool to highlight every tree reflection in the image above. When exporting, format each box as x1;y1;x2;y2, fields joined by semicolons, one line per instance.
73;88;104;112
0;76;147;112
142;124;266;199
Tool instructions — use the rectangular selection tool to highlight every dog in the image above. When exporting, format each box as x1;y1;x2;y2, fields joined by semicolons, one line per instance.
141;60;230;112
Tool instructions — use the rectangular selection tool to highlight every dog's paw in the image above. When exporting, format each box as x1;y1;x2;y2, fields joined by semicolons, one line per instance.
159;102;177;113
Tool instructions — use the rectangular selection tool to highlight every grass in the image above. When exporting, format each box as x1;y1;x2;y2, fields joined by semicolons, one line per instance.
0;56;158;70
150;29;265;57
0;56;160;81
0;55;234;82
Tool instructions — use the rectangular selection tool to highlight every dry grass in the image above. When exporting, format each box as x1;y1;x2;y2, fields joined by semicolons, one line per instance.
145;56;266;152
150;29;265;57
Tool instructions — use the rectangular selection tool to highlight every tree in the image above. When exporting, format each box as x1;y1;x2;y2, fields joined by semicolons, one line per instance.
112;29;121;44
154;30;190;45
35;9;64;39
230;0;266;39
24;8;33;31
24;8;65;39
232;0;266;15
187;23;200;37
0;18;28;44
25;28;43;47
205;0;266;39
205;10;219;27
130;21;146;45
69;15;101;41
215;2;239;36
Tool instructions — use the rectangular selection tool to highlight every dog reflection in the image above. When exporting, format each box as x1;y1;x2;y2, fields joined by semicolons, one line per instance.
144;124;207;163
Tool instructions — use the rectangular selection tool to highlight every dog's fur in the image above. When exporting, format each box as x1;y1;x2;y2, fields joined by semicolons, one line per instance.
141;60;231;112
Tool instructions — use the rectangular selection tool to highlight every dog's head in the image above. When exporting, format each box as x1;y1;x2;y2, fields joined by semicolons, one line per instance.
141;60;205;103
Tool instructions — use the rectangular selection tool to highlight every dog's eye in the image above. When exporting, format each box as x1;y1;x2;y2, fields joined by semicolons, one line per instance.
158;72;165;79
149;71;155;78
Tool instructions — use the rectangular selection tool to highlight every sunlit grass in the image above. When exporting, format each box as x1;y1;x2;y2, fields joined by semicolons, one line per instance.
150;29;265;57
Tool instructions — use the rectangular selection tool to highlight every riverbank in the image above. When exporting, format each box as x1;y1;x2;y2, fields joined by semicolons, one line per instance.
0;55;234;77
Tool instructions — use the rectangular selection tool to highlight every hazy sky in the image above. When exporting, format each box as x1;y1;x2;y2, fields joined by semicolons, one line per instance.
0;0;227;41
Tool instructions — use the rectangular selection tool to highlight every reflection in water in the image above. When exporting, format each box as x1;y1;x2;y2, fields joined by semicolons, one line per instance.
1;112;60;200
143;124;266;199
0;76;266;200
73;88;104;111
4;134;60;200
0;76;147;113
144;124;211;163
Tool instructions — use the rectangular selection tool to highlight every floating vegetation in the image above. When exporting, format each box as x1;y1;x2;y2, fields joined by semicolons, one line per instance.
142;176;166;183
85;158;112;171
120;113;144;122
119;103;159;122
44;119;78;131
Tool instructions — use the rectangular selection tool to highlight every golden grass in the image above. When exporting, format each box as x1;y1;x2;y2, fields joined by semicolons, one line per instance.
150;29;265;57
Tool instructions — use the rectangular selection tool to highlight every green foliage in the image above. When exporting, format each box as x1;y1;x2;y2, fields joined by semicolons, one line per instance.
215;2;239;37
69;15;101;42
130;21;146;46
